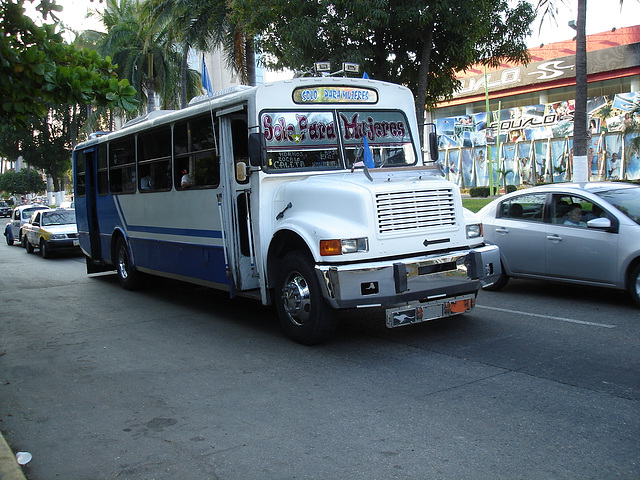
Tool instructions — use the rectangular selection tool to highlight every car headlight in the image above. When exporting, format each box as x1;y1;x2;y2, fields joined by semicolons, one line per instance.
49;234;66;240
466;223;483;239
320;238;369;256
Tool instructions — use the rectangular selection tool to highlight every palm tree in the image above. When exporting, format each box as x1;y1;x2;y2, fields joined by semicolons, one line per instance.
536;0;628;181
91;0;197;115
143;0;226;108
143;0;257;108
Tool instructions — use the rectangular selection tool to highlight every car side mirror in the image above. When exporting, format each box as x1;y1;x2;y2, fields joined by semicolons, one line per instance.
248;133;262;167
586;217;611;229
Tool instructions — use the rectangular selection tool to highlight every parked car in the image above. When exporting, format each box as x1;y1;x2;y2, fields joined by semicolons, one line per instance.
22;208;79;258
477;182;640;306
0;201;11;217
4;204;50;245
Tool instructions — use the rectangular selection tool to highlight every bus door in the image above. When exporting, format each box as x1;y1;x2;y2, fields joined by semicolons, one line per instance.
218;112;260;293
77;147;103;267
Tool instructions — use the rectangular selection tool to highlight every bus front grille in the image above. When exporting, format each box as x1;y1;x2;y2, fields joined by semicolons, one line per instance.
376;188;456;234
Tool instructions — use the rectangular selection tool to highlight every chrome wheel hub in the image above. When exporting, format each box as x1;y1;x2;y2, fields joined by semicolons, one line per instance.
281;272;311;326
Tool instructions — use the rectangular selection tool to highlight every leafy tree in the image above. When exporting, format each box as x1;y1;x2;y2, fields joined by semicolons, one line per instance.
0;104;85;192
0;169;46;197
0;0;139;127
231;0;535;135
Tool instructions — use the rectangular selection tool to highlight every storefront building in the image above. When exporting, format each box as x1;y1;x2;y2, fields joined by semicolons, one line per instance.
431;25;640;187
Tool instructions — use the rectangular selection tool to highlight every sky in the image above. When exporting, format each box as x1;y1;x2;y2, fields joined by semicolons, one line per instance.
36;0;640;80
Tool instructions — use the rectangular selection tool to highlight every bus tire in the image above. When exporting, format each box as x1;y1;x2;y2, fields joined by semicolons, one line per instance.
275;251;337;345
115;237;142;290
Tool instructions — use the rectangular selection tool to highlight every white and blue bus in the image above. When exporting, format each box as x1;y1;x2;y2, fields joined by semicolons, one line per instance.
73;77;500;344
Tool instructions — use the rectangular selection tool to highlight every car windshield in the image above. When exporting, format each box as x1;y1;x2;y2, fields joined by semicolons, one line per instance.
41;210;76;226
594;186;640;225
22;208;45;219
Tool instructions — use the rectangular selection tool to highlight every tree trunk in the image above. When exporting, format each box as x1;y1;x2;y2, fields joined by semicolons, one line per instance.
416;24;434;150
246;38;256;86
572;0;588;181
181;46;188;109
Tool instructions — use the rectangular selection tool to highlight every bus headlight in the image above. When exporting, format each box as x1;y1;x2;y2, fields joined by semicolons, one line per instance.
466;223;482;239
320;237;369;256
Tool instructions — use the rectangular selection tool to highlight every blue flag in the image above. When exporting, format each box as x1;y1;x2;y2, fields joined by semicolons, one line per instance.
363;136;375;168
201;56;213;96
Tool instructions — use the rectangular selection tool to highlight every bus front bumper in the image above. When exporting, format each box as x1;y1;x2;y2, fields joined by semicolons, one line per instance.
315;244;501;314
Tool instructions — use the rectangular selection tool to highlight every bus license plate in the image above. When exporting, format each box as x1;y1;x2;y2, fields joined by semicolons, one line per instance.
386;295;475;328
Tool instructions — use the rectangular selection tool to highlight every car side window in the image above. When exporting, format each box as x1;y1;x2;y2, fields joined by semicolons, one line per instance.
552;195;602;227
500;194;546;222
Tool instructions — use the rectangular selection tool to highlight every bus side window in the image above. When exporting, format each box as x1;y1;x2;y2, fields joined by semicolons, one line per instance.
109;137;136;194
138;127;172;192
76;150;86;197
174;115;220;190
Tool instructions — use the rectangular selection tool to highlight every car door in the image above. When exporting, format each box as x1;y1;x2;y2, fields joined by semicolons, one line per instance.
26;212;40;245
490;193;548;276
545;194;618;285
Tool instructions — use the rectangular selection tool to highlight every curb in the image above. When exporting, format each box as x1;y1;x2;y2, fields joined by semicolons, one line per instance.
0;432;27;480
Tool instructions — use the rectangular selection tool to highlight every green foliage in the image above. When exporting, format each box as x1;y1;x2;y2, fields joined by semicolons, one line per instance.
469;187;491;198
0;0;139;127
231;0;535;108
0;169;46;196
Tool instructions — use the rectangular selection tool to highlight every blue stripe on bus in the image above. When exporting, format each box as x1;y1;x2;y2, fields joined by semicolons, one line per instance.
127;224;223;238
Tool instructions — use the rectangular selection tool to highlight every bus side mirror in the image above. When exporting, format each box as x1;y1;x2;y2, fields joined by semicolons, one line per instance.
428;132;439;161
248;133;262;167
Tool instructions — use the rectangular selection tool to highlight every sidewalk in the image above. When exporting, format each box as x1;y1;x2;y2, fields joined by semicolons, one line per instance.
0;432;27;480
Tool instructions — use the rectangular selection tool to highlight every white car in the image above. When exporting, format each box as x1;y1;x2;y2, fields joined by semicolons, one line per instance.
477;182;640;306
4;204;50;246
22;209;79;258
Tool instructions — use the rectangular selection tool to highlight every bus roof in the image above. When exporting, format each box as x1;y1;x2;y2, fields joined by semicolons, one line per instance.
75;77;416;151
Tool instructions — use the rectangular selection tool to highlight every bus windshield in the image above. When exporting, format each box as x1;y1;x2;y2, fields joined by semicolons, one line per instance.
262;110;416;172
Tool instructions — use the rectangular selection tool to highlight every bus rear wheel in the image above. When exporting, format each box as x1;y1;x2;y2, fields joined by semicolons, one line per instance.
275;252;337;345
115;238;142;290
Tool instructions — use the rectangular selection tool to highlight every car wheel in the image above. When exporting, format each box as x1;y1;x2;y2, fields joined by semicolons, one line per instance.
40;239;51;259
115;237;142;290
275;251;337;345
25;237;34;253
629;263;640;308
5;233;12;246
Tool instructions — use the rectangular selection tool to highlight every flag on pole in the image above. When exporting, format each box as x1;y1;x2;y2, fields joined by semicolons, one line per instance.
363;136;375;168
201;55;213;96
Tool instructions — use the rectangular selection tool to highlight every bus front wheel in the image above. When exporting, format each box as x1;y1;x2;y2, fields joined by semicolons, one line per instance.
275;252;337;345
115;238;142;290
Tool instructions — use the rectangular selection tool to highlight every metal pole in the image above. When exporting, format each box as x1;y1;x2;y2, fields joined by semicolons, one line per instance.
484;65;494;195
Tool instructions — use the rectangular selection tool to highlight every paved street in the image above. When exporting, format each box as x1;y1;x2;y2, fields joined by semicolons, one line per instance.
1;242;639;479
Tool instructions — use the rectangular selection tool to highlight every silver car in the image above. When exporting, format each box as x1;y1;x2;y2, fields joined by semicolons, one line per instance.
477;182;640;307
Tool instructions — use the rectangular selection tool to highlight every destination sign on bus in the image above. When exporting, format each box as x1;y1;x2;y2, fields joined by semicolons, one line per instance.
293;86;378;104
